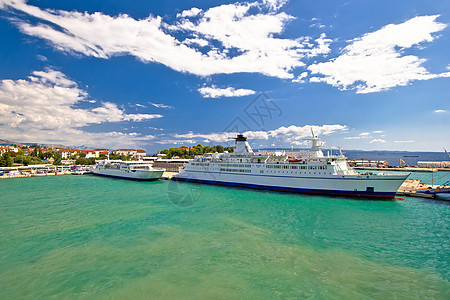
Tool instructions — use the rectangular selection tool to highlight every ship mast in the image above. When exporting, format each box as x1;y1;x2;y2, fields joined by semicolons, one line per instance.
303;128;324;158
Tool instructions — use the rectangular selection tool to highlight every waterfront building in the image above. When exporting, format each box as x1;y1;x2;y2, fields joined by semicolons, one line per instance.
57;149;81;159
136;149;146;159
417;161;450;168
113;148;146;159
0;146;8;155
93;149;110;157
83;150;96;158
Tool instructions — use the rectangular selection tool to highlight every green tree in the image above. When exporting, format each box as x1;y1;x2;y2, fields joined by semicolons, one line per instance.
22;156;44;166
224;146;234;153
189;147;201;157
155;143;234;159
0;152;14;167
52;152;62;165
75;157;95;165
194;144;203;154
215;145;224;153
159;149;169;156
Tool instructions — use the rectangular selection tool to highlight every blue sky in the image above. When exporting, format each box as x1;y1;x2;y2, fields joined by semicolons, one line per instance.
0;0;449;152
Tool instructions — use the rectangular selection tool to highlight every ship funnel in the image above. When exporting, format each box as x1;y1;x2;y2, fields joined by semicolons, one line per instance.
234;134;253;153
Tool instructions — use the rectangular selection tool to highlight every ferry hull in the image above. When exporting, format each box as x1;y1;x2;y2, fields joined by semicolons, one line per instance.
172;171;408;198
91;168;163;181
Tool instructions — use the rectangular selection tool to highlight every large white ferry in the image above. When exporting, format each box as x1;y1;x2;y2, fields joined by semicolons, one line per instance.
91;160;165;181
172;133;410;198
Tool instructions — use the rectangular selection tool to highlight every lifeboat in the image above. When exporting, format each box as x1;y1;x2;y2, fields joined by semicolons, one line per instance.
288;158;302;163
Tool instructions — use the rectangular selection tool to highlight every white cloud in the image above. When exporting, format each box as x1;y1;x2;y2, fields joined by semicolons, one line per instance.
177;7;202;18
36;54;47;61
1;0;331;79
434;109;446;113
262;0;288;10
198;85;256;98
171;124;347;144
306;33;332;57
393;140;415;143
148;102;173;109
373;130;384;133
0;69;162;148
243;130;269;140
292;71;308;83
147;126;164;131
290;140;309;146
344;136;361;140
359;132;370;136
184;38;209;47
173;132;231;143
308;15;450;93
369;139;386;144
268;124;347;142
309;77;322;83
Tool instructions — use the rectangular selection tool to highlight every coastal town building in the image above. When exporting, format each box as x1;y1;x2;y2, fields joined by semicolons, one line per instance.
83;150;96;159
57;149;81;159
136;149;146;159
57;150;70;159
94;149;110;157
113;149;136;157
0;146;19;154
0;147;8;155
113;149;146;159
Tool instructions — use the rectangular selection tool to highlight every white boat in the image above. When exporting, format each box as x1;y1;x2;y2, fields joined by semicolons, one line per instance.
172;133;410;198
91;160;165;181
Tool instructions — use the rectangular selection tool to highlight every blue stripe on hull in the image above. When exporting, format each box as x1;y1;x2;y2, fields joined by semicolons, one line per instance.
91;173;161;181
172;176;396;198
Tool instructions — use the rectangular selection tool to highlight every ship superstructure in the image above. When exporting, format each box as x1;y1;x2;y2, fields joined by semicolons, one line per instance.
172;133;409;198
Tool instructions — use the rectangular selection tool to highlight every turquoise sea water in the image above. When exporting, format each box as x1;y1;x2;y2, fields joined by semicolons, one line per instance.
0;175;449;299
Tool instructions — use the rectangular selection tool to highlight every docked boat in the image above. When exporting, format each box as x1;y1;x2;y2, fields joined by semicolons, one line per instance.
91;160;165;181
172;133;410;198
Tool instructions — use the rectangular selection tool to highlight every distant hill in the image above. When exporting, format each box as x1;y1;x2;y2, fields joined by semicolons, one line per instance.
0;138;73;149
0;139;23;146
